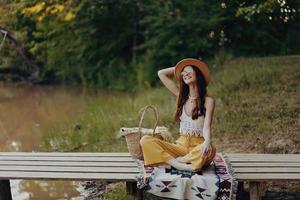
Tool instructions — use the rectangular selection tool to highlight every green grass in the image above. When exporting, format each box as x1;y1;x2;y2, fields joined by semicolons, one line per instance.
41;55;300;198
210;56;299;153
42;87;179;152
102;183;131;200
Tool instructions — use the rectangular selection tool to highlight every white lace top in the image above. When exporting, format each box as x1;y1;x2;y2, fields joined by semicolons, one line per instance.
179;106;205;136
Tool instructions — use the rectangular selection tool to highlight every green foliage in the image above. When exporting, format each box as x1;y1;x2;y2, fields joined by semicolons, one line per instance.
233;0;300;55
0;0;299;89
20;0;141;89
139;0;228;85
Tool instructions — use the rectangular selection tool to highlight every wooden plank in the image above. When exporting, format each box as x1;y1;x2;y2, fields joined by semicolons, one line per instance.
226;153;300;158
235;173;300;181
230;159;300;162
234;167;300;173
0;152;131;157
227;153;300;157
4;155;297;163
231;162;300;167
0;171;138;181
3;165;299;174
3;161;298;167
0;166;139;173
2;152;298;160
229;159;299;163
0;156;134;162
226;154;300;162
0;161;137;167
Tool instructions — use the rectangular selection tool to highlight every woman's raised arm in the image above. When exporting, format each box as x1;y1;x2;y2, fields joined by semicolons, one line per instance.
157;67;179;96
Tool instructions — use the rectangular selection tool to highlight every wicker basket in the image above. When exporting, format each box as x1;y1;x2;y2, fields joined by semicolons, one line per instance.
122;105;158;160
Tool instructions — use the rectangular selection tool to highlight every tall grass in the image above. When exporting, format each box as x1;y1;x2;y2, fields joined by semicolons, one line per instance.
42;55;299;153
210;56;299;153
42;87;179;152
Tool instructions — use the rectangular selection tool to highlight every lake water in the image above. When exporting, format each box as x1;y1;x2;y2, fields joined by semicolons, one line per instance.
0;83;98;199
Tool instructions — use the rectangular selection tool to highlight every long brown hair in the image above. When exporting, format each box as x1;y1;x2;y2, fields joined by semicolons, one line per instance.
174;66;207;122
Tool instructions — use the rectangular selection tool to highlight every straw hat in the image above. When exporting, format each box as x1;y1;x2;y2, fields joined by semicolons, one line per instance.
174;58;211;85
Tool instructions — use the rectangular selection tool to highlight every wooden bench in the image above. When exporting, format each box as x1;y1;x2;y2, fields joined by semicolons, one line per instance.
226;153;300;200
0;153;299;200
0;152;142;200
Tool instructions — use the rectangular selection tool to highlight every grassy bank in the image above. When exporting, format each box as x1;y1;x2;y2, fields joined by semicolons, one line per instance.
42;55;300;199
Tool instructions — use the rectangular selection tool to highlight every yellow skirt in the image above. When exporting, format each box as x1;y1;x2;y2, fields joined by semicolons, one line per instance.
140;134;216;171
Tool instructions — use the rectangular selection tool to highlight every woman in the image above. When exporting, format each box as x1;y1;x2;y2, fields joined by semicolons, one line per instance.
140;58;217;172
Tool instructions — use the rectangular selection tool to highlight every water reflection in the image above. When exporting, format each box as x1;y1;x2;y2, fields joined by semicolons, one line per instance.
0;82;97;199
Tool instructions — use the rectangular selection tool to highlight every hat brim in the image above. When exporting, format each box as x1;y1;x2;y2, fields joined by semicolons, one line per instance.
174;58;211;85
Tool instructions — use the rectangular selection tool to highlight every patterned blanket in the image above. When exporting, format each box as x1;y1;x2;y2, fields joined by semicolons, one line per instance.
135;153;238;200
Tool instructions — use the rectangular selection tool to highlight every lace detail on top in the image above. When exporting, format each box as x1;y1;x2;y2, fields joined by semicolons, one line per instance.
179;107;205;136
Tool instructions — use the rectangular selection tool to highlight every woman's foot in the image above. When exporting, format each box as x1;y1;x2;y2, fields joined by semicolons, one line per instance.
158;163;171;168
178;163;193;171
175;156;188;163
166;159;193;171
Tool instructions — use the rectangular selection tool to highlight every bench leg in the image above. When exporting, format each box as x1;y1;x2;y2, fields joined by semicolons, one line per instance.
0;180;12;200
236;182;250;199
249;182;266;200
249;182;259;200
126;182;143;200
258;182;267;197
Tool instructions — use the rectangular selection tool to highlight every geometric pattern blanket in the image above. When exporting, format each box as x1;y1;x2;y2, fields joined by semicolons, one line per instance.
135;153;238;200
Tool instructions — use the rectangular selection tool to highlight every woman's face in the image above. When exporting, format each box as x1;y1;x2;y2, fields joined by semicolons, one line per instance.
181;66;196;85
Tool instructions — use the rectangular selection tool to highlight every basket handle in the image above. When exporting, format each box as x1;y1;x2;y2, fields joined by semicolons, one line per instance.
138;105;158;137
